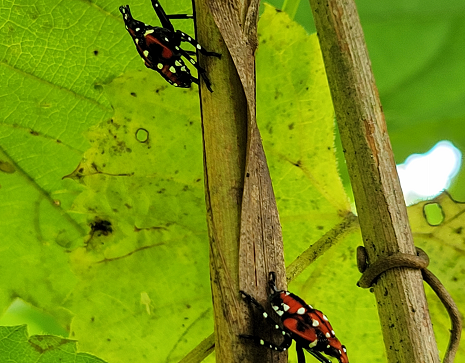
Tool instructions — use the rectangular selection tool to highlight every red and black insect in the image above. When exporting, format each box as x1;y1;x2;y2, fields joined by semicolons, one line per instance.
119;0;221;91
240;272;349;363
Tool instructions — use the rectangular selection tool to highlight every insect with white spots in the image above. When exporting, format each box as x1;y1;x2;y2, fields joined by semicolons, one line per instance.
119;0;221;91
240;272;349;363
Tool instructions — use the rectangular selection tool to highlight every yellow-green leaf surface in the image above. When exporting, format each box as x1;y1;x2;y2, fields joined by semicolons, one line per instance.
0;325;106;363
408;192;465;361
3;1;461;363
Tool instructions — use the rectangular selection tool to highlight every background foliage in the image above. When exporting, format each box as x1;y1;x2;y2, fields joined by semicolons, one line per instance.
0;0;463;362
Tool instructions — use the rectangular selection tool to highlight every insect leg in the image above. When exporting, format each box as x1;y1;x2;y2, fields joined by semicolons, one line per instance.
151;0;175;32
296;342;306;363
166;14;194;20
176;47;214;92
307;349;333;363
177;31;221;58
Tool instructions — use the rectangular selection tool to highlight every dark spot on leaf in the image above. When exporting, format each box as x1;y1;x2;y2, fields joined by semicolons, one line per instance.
93;50;99;56
130;92;137;97
288;123;294;130
30;130;39;136
90;218;113;237
316;225;324;230
0;160;16;174
454;226;462;234
246;173;250;177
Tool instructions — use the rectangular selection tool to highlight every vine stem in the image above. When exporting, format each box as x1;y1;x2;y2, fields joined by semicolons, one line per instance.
308;0;440;362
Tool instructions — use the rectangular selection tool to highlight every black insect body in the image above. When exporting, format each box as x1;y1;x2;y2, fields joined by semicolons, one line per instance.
119;0;221;91
240;272;349;363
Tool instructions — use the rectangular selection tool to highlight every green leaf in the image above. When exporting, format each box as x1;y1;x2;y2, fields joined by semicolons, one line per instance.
257;4;350;263
2;1;463;363
407;192;465;361
0;325;106;363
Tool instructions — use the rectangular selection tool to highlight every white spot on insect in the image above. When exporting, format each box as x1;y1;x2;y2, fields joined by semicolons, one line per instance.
157;63;163;69
135;38;139;44
263;312;268;318
309;339;318;348
169;66;176;73
124;14;128;19
323;315;329;321
282;331;286;335
331;330;335;336
175;46;180;50
180;66;186;72
259;340;264;345
196;44;201;49
275;325;279;329
325;332;331;338
135;27;140;32
312;319;319;327
189;58;195;64
175;60;182;66
308;305;313;309
144;29;154;36
327;344;330;349
188;36;192;41
164;37;169;42
154;2;159;6
297;307;306;315
285;291;290;296
283;348;287;351
338;350;342;355
143;50;149;57
282;304;290;312
343;347;347;352
125;25;128;30
276;310;284;316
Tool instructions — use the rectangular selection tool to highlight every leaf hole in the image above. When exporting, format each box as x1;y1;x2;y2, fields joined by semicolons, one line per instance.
423;202;444;226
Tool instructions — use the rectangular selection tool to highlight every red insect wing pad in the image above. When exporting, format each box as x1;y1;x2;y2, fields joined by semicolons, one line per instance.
145;34;174;59
283;316;318;345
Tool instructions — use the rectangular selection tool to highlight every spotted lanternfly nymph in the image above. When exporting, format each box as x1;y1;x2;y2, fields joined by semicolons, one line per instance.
119;0;221;91
240;272;349;363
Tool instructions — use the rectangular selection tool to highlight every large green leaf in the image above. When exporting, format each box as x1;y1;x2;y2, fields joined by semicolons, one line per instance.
0;325;107;363
2;1;463;363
